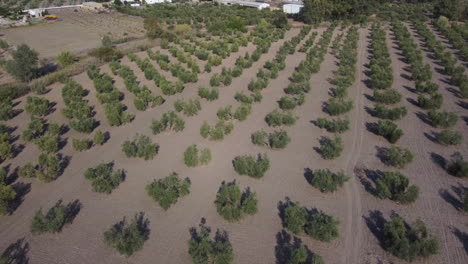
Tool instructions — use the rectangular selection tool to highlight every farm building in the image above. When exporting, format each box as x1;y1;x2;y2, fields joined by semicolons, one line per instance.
216;0;270;10
146;0;173;4
27;8;46;18
82;2;105;11
282;2;304;14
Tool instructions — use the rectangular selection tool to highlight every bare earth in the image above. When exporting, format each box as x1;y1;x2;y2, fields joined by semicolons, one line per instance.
0;23;467;264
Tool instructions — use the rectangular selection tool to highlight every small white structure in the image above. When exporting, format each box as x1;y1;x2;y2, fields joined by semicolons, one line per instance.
218;0;270;10
282;2;303;14
27;8;46;17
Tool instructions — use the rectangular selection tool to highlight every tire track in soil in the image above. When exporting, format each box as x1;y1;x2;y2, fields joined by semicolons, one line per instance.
341;27;367;264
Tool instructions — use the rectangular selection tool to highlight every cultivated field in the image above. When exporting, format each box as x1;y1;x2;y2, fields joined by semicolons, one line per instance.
0;12;467;264
1;8;144;58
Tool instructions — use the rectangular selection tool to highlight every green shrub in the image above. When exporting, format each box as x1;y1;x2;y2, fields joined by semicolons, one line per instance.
0;102;14;121
33;134;59;154
278;96;297;110
210;74;222;87
0;183;15;215
283;202;307;234
427;110;458;128
217;105;233;120
30;202;75;235
174;98;201;117
318;135;344;160
233;103;252;121
436;130;463;145
326;98;353;116
71;138;92;152
251;131;268;146
215;182;258;221
151;111;185;134
188;223;233;264
93;130;106;145
103;102;134;126
104;214;149;256
376;120;404;144
69;117;95;133
417;93;443;109
25;96;50;116
447;152;468;178
304;210;340;242
315;118;349;133
374;104;407;121
0;132;12;162
375;171;419;204
382;146;414;168
36;152;61;182
122;134;159;160
200;148;212;165
198;86;219;101
56;50;77;67
307;169;349;193
383;217;439;261
200;121;211;139
265;110;297;127
269;130;291;149
146;172;191;210
18;163;36;178
373;89;402;104
183;144;211;167
84;162;124;194
22;118;46;141
232;153;270;178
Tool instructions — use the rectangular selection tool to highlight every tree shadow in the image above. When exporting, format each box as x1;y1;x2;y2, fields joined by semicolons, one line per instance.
275;230;317;264
303;168;313;185
415;111;432;126
429;152;446;170
1;238;29;264
456;100;468;110
277;197;293;229
423;131;438;143
65;199;82;224
9;182;31;214
453;227;468;254
406;97;419;107
57;154;72;178
400;73;412;81
403;85;416;93
365;122;379;135
112;212;151;241
375;146;390;166
363;210;387;247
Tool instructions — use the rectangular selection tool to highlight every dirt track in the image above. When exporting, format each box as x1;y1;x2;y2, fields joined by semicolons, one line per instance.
0;23;467;264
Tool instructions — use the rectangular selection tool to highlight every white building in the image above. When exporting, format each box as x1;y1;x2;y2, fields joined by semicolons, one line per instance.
217;0;270;10
282;2;303;14
27;8;46;17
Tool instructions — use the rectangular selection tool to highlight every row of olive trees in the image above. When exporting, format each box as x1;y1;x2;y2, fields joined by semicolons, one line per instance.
61;79;97;134
87;65;134;126
130;52;185;96
410;20;464;146
109;60;164;111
